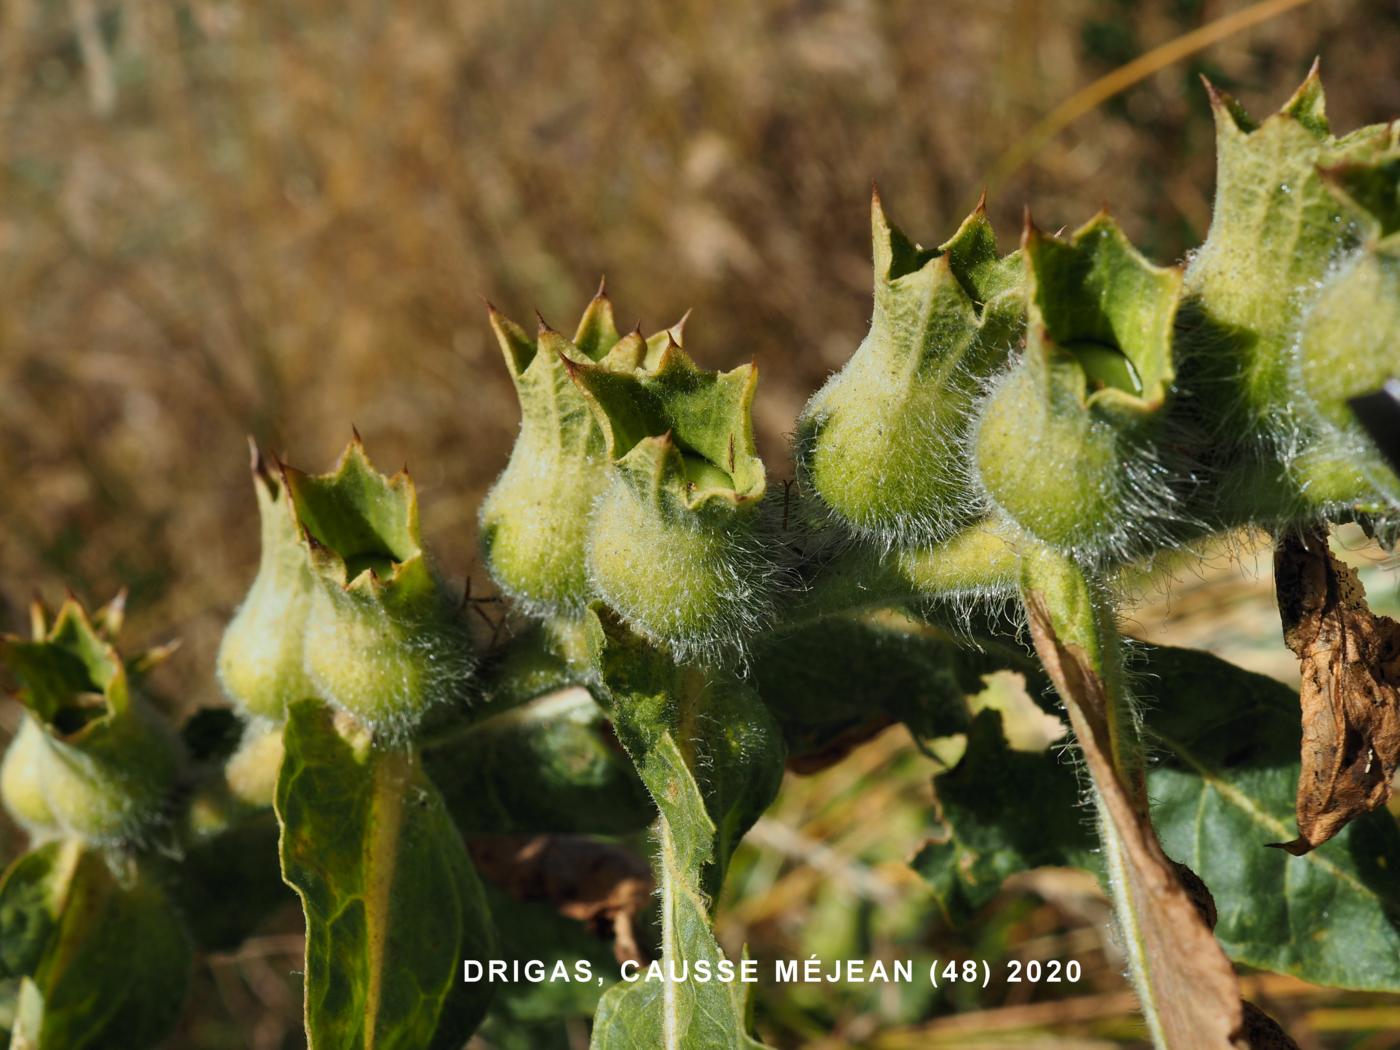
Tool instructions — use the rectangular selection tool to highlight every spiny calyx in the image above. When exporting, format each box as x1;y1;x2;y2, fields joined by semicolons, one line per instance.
567;337;781;663
1183;64;1398;432
217;440;317;721
0;594;184;844
282;434;472;734
975;213;1184;562
797;192;1023;548
1294;130;1400;511
478;284;685;616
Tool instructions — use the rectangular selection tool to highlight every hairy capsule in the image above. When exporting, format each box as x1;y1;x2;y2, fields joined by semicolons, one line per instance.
797;192;1022;548
283;435;474;736
480;288;686;616
217;442;317;720
973;214;1187;563
569;339;784;663
0;598;184;844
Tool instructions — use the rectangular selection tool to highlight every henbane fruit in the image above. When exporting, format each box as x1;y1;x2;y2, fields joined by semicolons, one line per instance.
283;435;473;735
0;597;184;845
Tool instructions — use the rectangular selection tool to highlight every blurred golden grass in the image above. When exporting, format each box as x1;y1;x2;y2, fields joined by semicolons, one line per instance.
2;0;1398;709
2;1;1400;1046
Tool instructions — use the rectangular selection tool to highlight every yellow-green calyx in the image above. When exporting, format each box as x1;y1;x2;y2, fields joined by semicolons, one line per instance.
797;191;1023;548
479;285;686;617
566;337;781;663
1183;68;1398;434
0;596;184;844
225;718;285;809
217;441;317;721
282;435;472;735
1293;136;1400;511
974;213;1184;563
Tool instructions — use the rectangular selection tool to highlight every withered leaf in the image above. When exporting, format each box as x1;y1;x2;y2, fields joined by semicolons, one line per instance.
1273;529;1400;854
1025;591;1295;1050
468;834;653;966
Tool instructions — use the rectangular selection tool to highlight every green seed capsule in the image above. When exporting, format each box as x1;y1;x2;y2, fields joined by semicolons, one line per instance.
225;719;285;809
1;716;57;834
479;299;614;615
1293;150;1400;510
282;436;473;736
217;442;317;721
567;340;782;663
973;214;1185;564
479;290;687;616
0;598;184;845
797;193;1022;547
587;439;777;662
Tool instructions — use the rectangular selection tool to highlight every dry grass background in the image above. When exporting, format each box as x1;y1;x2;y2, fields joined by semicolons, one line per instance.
2;0;1400;1046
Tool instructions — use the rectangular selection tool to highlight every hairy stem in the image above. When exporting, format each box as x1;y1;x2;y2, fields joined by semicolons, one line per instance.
1021;546;1247;1049
785;519;1022;630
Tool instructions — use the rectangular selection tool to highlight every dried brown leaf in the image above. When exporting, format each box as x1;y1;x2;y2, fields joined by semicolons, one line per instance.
468;833;654;966
784;714;894;774
1025;592;1295;1050
1273;530;1400;854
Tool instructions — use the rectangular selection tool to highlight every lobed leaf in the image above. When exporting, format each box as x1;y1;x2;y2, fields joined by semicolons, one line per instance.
752;614;1023;769
912;640;1400;993
1144;645;1400;992
425;687;654;836
913;709;1096;923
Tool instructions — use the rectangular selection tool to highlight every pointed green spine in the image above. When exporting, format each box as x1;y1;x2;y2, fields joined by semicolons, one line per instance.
797;192;1023;547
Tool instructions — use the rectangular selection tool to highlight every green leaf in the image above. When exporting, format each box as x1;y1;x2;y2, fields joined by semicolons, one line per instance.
276;700;496;1049
752;615;1001;763
0;841;191;1050
169;810;291;952
587;613;781;1049
478;617;604;712
1143;646;1400;992
908;640;1400;992
913;709;1095;922
424;617;651;835
425;686;653;836
480;883;620;1026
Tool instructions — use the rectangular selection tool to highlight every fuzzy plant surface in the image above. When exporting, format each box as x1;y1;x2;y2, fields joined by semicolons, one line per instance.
1;68;1398;1050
